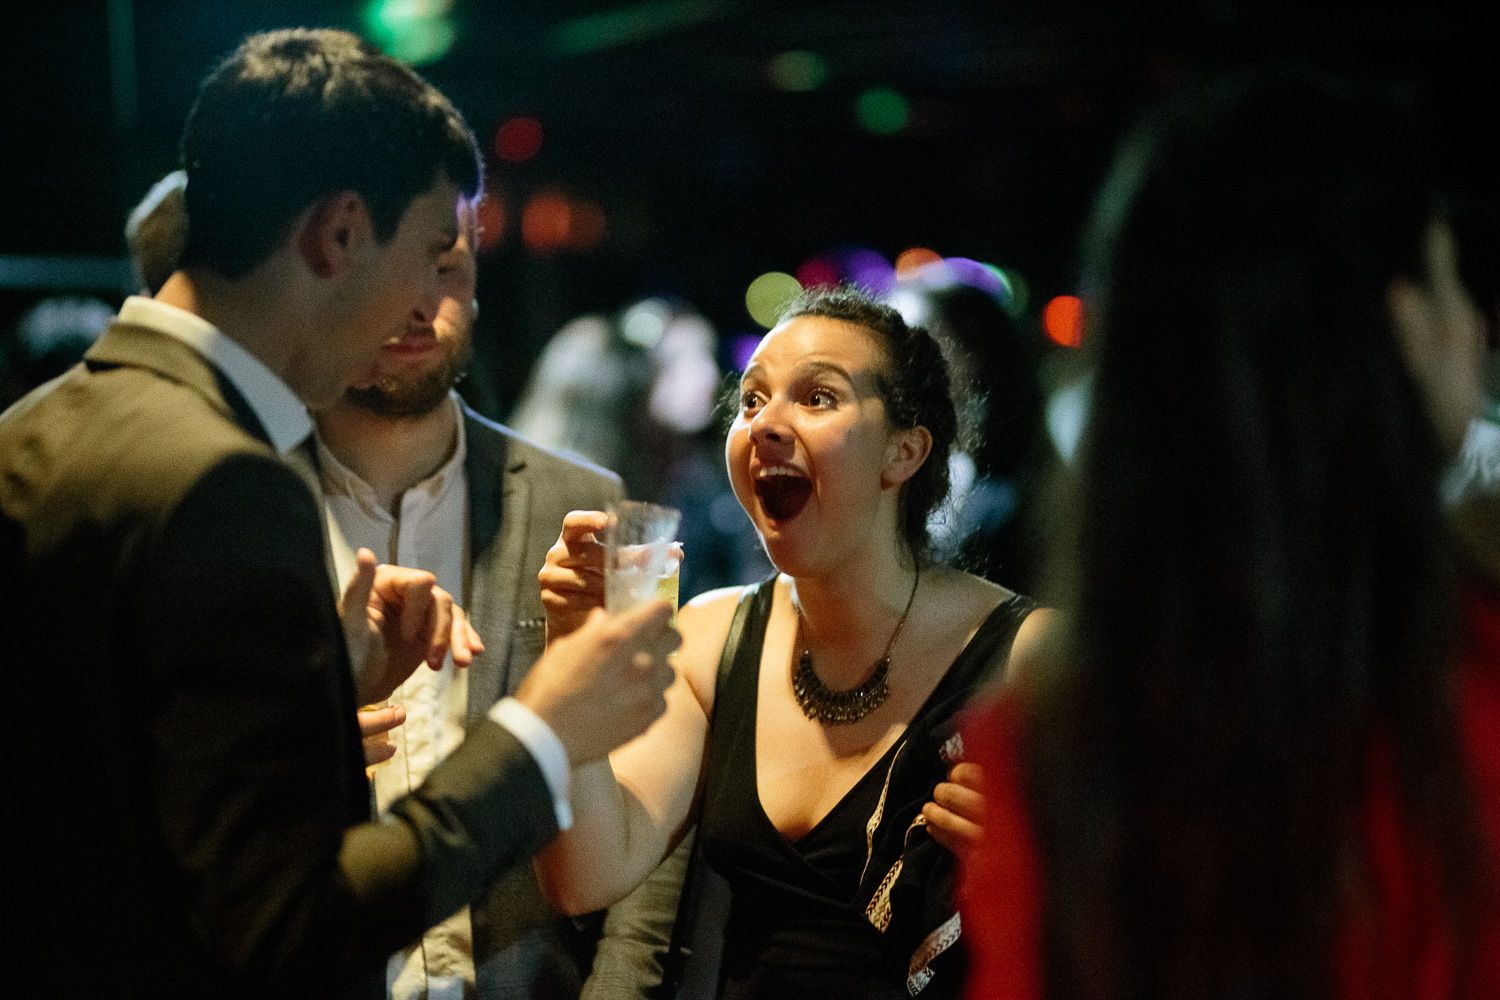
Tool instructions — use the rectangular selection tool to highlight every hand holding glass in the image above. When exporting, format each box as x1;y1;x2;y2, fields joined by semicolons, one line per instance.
603;501;681;616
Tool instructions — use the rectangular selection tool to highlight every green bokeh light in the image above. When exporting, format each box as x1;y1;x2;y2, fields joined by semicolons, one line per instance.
768;51;828;92
553;0;734;56
998;268;1030;317
745;272;803;328
855;86;909;135
363;0;456;66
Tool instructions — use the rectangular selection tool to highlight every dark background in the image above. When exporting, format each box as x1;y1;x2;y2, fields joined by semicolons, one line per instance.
2;0;1495;419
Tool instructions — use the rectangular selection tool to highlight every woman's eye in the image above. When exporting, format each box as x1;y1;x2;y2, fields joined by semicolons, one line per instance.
740;392;762;411
808;389;835;407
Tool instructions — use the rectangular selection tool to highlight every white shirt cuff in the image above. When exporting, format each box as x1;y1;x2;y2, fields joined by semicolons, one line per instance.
488;697;573;831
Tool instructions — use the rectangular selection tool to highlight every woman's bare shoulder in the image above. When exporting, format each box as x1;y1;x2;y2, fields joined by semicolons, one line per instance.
927;564;1018;617
676;579;776;713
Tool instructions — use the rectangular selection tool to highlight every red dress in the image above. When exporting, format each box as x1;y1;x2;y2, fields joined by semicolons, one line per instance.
960;586;1500;1000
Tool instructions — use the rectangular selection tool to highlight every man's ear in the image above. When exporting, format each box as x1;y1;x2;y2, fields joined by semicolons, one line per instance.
295;191;373;279
882;425;934;489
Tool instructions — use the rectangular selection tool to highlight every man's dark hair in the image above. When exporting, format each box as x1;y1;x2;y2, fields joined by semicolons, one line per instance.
178;28;482;279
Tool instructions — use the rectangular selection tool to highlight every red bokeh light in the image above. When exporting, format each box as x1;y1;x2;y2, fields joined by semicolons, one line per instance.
796;255;840;289
1043;295;1084;348
494;117;544;163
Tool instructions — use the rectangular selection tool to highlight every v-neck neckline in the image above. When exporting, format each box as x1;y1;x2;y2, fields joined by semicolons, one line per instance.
749;591;1021;852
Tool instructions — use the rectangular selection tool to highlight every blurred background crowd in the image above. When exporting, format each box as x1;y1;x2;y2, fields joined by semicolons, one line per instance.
2;0;1496;600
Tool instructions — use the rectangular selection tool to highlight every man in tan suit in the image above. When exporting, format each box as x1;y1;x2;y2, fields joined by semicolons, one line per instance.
1;28;674;999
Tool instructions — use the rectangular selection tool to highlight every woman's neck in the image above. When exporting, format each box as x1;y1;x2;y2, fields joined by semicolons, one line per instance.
789;544;921;682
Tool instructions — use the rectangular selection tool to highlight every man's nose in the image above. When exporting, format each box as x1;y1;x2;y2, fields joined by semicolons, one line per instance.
412;280;443;325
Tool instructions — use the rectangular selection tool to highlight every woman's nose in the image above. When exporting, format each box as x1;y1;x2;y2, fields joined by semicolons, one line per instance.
750;398;789;443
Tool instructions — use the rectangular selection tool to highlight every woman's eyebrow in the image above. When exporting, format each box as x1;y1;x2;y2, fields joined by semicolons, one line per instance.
797;359;881;396
796;359;852;380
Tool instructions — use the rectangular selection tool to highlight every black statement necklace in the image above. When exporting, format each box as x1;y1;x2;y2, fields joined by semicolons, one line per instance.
791;566;920;725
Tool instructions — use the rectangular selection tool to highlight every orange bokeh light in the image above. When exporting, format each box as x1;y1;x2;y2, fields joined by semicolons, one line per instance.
521;192;572;253
567;199;606;251
474;188;505;251
520;190;608;255
1043;295;1084;348
895;247;942;277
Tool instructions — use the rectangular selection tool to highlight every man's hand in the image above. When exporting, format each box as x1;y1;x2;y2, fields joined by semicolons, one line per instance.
516;600;680;767
539;511;610;644
922;762;986;855
340;548;485;705
358;704;406;767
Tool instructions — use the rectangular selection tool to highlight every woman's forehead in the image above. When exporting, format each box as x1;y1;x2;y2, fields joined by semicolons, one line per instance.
748;314;888;371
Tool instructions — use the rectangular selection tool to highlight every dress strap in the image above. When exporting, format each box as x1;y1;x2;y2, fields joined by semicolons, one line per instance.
716;574;776;696
652;574;776;1000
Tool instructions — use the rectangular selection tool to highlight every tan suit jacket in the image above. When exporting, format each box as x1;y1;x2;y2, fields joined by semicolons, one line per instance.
0;320;558;999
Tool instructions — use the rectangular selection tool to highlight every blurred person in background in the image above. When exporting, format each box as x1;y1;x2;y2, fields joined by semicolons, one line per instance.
0;295;114;405
1444;196;1500;500
511;297;769;599
310;200;625;1000
889;276;1047;594
961;70;1500;1000
536;286;1051;999
127;169;189;296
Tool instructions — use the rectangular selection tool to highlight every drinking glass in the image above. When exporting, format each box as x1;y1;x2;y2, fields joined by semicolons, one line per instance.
603;500;681;615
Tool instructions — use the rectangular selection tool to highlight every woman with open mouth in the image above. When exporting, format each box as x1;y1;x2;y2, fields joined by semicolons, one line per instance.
533;284;1051;998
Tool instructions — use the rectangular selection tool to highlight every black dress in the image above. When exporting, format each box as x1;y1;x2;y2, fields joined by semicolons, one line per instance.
696;578;1037;999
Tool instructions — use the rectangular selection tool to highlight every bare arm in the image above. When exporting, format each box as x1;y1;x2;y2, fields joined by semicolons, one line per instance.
534;586;741;914
1002;607;1061;692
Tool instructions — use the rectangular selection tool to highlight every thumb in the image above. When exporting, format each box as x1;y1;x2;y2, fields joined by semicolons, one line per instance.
340;548;378;619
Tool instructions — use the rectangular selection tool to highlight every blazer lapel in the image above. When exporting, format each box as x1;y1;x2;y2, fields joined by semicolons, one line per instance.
463;409;532;731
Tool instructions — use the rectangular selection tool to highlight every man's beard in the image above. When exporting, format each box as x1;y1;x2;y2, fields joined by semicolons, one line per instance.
344;336;473;418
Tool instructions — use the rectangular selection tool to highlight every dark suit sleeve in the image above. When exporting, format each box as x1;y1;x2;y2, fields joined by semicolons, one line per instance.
134;454;558;994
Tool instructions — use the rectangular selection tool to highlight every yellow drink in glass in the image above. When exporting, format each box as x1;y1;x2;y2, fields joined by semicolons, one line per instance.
656;560;680;626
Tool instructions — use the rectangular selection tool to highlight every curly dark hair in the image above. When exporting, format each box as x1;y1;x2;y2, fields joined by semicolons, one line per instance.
775;284;967;564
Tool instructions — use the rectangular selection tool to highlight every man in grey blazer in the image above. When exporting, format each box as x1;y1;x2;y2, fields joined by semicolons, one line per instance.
312;201;623;999
1;29;674;999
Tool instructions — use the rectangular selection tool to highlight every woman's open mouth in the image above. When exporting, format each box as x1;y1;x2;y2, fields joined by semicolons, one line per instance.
753;467;812;521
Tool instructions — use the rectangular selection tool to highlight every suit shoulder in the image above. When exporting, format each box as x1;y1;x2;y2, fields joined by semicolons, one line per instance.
2;363;286;533
463;406;622;491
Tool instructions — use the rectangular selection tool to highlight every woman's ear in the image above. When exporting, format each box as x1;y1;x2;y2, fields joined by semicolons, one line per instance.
882;425;934;488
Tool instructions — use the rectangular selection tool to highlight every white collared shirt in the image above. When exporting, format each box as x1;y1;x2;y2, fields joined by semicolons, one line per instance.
315;393;572;1000
116;296;311;454
317;397;474;999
